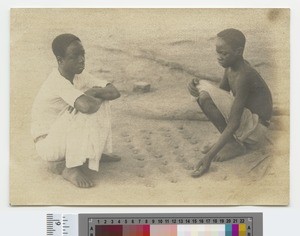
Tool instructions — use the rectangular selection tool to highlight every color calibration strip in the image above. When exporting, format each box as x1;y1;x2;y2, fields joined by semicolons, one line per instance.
83;213;261;236
94;224;247;236
46;213;262;236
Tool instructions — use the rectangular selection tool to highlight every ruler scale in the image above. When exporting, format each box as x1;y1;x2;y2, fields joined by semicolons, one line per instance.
46;213;262;236
47;214;78;236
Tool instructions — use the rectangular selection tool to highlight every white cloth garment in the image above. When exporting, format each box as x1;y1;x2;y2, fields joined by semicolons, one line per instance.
32;68;112;171
195;80;267;144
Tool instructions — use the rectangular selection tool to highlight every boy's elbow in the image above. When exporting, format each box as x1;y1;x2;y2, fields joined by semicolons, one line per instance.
114;90;121;99
107;84;120;100
74;98;99;114
83;101;100;114
110;89;120;100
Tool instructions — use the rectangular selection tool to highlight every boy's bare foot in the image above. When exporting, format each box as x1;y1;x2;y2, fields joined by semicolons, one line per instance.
213;141;246;162
101;153;121;162
47;160;65;175
62;167;94;188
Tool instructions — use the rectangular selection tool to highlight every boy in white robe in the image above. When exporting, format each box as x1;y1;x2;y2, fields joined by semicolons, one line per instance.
31;34;121;188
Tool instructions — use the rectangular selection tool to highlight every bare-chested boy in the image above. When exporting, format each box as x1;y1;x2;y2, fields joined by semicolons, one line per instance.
31;34;121;188
187;28;272;177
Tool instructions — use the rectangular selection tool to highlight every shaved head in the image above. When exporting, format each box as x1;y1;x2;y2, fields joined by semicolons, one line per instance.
52;33;81;58
217;28;246;50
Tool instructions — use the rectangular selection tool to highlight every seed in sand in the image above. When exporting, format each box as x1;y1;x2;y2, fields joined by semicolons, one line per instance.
169;177;178;183
134;155;145;161
159;166;169;174
145;182;155;188
183;163;194;170
133;149;139;154
190;139;198;144
162;160;168;165
177;125;184;130
154;154;163;158
173;150;181;155
138;163;145;168
137;172;145;178
176;156;186;163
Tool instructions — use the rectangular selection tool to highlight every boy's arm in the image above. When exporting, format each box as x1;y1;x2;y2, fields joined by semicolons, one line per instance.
194;74;251;176
219;70;230;92
70;84;119;115
73;94;102;114
84;84;120;100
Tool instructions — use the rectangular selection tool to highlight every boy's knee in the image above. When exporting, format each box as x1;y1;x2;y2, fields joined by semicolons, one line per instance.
198;91;212;106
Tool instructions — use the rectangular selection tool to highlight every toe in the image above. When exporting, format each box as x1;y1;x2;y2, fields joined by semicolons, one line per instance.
80;180;87;188
87;179;94;188
82;180;90;188
77;179;84;188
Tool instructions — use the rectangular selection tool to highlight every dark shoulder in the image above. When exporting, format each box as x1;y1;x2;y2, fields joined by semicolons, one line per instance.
239;62;263;84
232;63;258;93
237;62;272;104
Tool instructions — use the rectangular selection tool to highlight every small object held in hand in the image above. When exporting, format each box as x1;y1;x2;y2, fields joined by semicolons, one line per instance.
192;78;200;85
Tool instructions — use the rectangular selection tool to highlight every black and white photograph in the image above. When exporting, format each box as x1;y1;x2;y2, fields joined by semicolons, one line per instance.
10;8;289;205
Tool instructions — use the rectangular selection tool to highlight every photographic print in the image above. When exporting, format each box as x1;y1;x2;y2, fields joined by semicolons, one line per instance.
10;8;289;205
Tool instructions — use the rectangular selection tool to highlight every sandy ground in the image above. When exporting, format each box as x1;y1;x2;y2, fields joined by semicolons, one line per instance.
10;9;289;205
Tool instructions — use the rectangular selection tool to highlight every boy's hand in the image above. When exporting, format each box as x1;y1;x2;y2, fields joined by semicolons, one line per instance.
67;106;78;114
191;154;212;178
187;79;200;97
